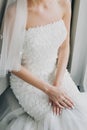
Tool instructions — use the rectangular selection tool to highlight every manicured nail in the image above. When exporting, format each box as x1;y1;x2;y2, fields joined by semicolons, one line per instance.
49;103;51;106
57;112;59;116
68;106;75;110
72;106;75;109
59;111;62;115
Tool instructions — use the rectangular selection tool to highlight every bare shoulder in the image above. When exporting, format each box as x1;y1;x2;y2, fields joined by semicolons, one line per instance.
58;0;71;33
59;0;71;9
59;0;71;16
6;2;16;18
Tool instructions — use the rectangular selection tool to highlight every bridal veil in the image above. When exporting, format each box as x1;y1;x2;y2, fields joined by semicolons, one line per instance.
0;0;27;77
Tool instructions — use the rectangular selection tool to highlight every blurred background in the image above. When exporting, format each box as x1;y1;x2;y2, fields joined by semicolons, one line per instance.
0;0;87;126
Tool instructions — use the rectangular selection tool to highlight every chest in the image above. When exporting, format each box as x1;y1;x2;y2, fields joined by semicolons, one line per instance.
26;3;63;30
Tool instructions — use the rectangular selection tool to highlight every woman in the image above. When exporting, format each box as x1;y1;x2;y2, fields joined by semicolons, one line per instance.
0;0;87;130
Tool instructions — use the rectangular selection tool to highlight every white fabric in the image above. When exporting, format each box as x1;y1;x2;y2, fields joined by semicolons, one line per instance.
0;0;27;77
2;19;87;130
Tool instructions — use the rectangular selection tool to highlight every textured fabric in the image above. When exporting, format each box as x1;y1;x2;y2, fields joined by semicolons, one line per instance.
2;19;87;130
0;0;27;77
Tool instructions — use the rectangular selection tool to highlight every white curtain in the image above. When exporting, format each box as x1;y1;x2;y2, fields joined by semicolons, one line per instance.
83;64;87;91
0;0;8;95
70;0;87;91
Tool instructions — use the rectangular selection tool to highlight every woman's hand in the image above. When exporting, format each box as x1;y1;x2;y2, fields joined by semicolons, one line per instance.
49;82;64;115
46;84;74;111
48;81;74;115
49;98;63;115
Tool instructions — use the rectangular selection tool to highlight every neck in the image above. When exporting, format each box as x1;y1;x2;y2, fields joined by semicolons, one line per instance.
27;0;53;7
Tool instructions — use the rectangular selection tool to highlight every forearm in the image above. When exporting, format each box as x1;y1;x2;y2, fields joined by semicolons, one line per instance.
11;65;49;93
54;39;70;87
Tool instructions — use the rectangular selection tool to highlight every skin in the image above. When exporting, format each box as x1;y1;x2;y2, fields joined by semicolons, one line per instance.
10;0;74;115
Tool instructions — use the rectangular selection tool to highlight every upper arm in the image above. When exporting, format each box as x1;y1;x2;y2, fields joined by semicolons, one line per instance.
5;2;16;23
59;0;71;49
63;0;71;35
2;2;16;47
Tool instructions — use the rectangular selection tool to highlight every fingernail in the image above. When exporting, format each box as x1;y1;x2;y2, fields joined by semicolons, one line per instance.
59;111;62;115
72;106;75;109
57;112;59;116
69;106;75;110
68;107;72;109
55;112;56;116
53;112;55;116
49;103;51;106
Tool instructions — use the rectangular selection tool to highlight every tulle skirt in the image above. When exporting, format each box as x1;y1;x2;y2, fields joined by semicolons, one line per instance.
1;69;87;130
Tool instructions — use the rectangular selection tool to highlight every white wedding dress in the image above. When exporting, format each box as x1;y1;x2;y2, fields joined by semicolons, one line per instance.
4;19;87;130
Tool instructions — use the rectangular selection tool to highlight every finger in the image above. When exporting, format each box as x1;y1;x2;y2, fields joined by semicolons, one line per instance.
65;97;74;106
53;105;57;115
56;105;59;115
63;94;74;106
53;102;57;115
49;99;51;105
52;103;55;114
64;98;74;109
63;95;74;107
59;108;63;115
59;100;69;108
49;99;53;106
56;106;60;115
56;101;64;109
49;98;52;103
51;101;53;106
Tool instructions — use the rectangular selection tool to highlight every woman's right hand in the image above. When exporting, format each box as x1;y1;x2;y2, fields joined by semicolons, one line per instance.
45;85;74;109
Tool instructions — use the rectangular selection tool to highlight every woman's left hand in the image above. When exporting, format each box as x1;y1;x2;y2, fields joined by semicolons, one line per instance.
49;98;63;115
49;81;63;115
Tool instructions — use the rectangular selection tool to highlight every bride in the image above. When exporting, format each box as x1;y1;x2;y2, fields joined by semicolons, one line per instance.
0;0;87;130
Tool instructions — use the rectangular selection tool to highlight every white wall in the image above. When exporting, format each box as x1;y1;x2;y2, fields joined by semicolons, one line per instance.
70;0;87;91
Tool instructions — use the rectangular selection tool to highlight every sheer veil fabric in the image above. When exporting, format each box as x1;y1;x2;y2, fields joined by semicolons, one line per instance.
0;0;27;77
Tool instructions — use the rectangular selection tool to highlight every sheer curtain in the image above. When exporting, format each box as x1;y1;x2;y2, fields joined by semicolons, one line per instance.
83;63;87;91
0;0;8;95
70;0;87;91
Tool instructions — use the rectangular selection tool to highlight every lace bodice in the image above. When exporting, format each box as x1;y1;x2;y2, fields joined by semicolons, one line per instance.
21;19;67;78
